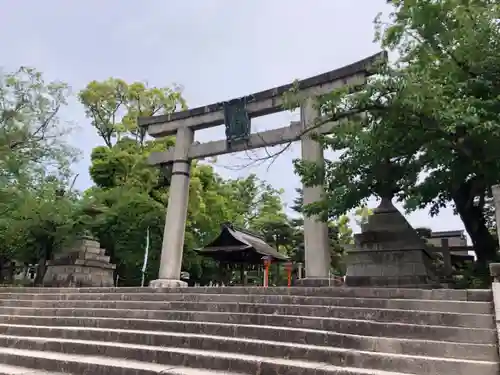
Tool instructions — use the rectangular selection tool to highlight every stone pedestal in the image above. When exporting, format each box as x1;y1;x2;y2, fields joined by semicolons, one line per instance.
149;279;187;288
43;236;116;287
345;198;437;288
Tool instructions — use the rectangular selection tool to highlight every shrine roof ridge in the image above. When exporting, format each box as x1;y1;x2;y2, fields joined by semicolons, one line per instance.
224;223;266;241
138;51;387;129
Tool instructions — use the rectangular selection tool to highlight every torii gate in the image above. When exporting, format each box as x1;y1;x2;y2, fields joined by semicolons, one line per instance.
138;52;386;288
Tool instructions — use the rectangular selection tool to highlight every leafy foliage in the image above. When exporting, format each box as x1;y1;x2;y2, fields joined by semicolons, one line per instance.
79;79;186;147
295;0;500;264
0;67;82;284
0;67;77;181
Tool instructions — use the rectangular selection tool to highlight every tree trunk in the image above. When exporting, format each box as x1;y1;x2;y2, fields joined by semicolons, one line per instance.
6;261;14;284
34;238;54;286
0;257;5;283
453;182;498;264
34;254;47;286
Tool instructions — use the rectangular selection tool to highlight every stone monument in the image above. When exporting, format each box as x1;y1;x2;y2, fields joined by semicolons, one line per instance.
43;236;116;287
345;197;437;288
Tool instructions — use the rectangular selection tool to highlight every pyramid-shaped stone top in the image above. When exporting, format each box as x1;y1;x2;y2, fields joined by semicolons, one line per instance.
345;197;436;287
354;198;429;252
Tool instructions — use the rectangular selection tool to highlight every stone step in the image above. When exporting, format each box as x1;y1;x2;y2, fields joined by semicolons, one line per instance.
0;299;492;329
0;315;496;350
0;293;491;314
0;347;247;375
0;323;496;362
0;364;69;374
4;315;497;357
0;334;496;375
0;307;496;344
0;287;491;301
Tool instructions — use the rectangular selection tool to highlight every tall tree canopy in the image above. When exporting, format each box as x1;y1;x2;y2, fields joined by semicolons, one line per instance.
0;67;83;284
295;0;500;264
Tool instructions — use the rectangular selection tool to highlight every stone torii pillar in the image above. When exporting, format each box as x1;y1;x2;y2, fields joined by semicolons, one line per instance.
149;127;194;288
300;98;331;279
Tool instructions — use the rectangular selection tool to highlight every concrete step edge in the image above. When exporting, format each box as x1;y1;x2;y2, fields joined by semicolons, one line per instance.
0;305;493;330
1;298;493;316
0;315;493;345
0;344;415;375
0;314;492;338
0;292;491;305
0;309;494;334
0;335;499;375
2;293;491;315
0;363;70;374
2;323;497;361
0;347;245;375
0;287;491;301
2;330;497;364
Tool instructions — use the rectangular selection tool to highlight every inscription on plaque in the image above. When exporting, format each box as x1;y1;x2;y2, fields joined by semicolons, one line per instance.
223;98;251;148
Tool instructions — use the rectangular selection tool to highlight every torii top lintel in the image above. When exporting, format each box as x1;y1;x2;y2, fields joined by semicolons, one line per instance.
138;51;387;138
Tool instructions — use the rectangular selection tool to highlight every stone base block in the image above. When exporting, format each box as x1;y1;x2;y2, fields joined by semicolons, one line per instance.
43;265;114;287
345;275;437;288
149;279;188;288
294;277;343;287
345;248;437;288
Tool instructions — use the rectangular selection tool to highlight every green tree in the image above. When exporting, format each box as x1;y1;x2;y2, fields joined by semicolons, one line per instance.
295;0;500;264
83;135;176;285
6;179;83;285
220;174;288;232
85;185;165;286
78;78;188;285
79;79;186;147
0;67;77;182
0;67;81;284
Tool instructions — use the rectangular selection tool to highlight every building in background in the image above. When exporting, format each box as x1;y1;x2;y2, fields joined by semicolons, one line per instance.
427;230;469;256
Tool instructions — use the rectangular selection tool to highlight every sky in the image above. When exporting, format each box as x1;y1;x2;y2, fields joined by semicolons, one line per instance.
0;0;467;237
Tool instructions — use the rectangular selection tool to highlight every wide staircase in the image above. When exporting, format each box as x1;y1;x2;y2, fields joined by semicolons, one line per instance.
0;286;496;375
